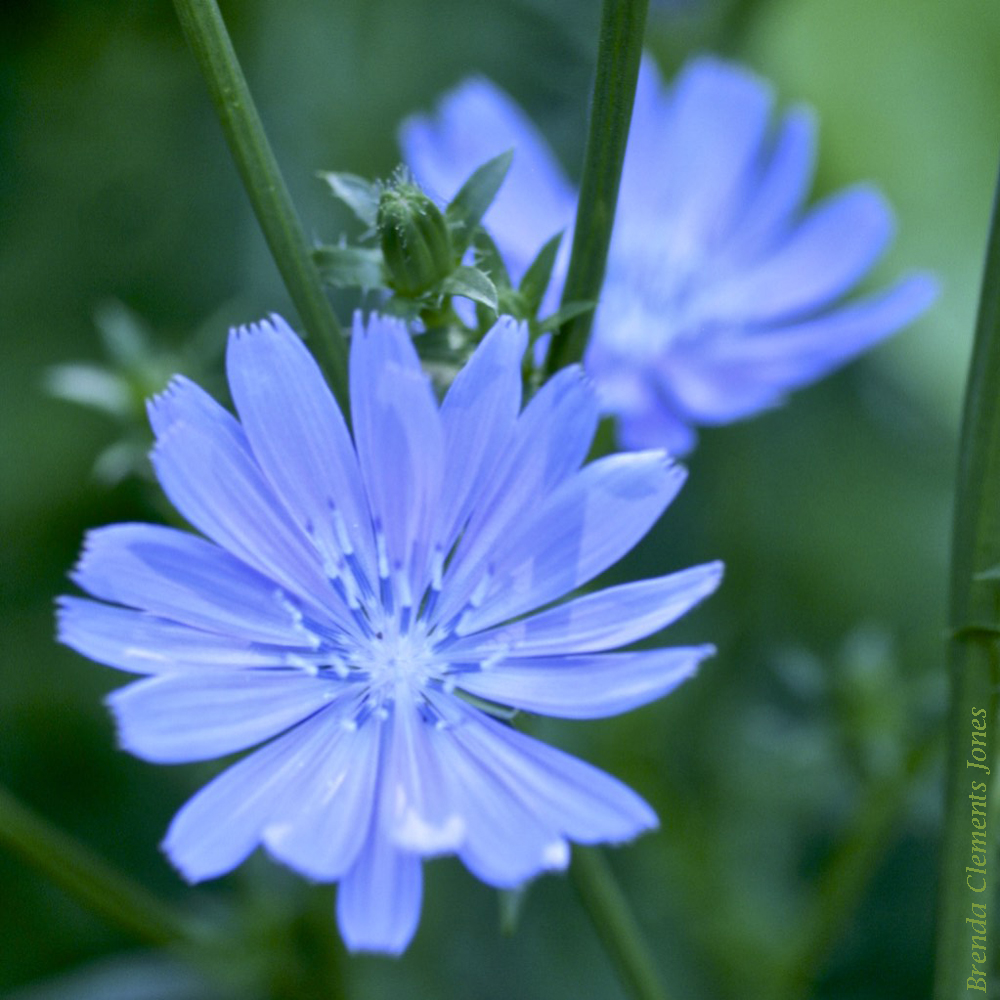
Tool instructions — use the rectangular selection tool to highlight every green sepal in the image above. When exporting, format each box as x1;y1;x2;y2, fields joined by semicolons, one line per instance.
538;299;597;334
317;171;379;228
454;689;519;721
312;245;386;290
499;885;531;936
441;266;499;313
519;231;564;313
445;150;514;256
379;296;422;321
411;325;467;364
473;229;512;292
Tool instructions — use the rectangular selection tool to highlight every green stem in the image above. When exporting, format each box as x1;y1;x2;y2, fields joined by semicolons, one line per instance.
171;0;349;410
934;154;1000;999
782;732;939;998
0;783;201;947
546;0;649;372
571;847;669;1000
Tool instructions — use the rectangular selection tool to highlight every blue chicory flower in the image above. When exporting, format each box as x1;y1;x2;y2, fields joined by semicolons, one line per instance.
58;313;721;954
401;55;937;455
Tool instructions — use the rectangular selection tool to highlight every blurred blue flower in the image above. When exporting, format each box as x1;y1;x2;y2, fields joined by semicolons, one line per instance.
402;56;937;454
58;313;720;954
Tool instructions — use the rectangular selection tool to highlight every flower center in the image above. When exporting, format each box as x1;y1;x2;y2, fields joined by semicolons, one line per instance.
361;621;437;695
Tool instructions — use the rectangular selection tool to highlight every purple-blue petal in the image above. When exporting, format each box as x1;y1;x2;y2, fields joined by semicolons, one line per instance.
663;273;939;424
695;186;894;326
448;708;658;845
455;453;687;633
149;383;356;631
457;646;713;719
720;105;816;262
226;316;378;590
71;523;319;646
336;829;423;955
381;701;464;854
350;313;444;603
163;709;350;882
108;672;344;763
616;56;773;258
435;365;598;624
436;317;526;547
451;561;723;657
262;718;381;880
57;597;321;674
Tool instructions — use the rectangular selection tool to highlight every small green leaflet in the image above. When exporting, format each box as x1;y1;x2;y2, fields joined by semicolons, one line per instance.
519;231;564;312
445;150;514;256
441;266;499;313
312;245;386;290
317;172;379;228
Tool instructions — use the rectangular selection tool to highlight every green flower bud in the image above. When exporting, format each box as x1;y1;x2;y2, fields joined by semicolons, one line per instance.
377;178;454;296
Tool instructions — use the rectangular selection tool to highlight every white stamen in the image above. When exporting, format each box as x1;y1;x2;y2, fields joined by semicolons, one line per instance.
470;569;492;608
395;564;413;609
431;546;444;591
376;530;390;580
329;504;355;556
283;653;319;675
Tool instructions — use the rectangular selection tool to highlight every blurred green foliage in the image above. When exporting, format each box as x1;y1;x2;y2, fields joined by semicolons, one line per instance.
1;0;997;998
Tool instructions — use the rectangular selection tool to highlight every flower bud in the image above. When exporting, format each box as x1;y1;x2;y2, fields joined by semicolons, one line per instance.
377;179;454;295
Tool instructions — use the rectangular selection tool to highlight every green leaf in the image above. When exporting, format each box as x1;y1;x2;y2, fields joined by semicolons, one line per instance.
537;299;597;334
312;245;385;290
445;150;513;255
441;266;498;312
316;171;379;228
519;231;564;312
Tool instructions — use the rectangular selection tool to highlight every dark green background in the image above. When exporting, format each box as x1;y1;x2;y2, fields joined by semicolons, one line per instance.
1;1;998;997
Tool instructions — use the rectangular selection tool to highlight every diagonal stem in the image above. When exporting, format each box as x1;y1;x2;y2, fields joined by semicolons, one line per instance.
0;782;203;947
547;0;649;372
171;0;350;411
571;847;669;1000
781;731;939;998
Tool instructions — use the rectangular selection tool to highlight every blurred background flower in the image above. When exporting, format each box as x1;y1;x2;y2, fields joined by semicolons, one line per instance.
1;0;996;998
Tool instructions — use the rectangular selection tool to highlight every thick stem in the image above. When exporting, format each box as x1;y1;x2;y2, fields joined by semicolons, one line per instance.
571;847;669;1000
171;0;350;410
546;0;649;372
933;153;1000;999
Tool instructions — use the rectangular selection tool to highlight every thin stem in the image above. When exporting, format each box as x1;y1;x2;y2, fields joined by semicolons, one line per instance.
571;847;669;1000
934;153;1000;999
0;783;201;947
781;732;939;998
546;0;649;372
171;0;349;410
